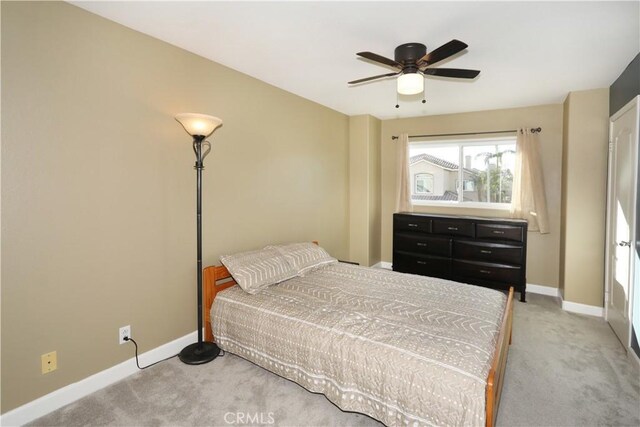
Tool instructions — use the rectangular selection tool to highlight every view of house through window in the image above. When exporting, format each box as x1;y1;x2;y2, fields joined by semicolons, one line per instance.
409;137;517;206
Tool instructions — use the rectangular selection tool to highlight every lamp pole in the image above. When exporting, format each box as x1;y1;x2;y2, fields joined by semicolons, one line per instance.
195;135;205;346
175;113;222;365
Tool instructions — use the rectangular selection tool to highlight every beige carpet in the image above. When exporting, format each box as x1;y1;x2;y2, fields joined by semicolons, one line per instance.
29;294;640;427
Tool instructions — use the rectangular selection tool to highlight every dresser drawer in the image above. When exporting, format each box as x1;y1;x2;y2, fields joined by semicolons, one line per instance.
453;240;523;265
394;233;452;257
394;215;431;233
432;218;475;237
393;252;451;278
453;260;521;284
476;223;524;242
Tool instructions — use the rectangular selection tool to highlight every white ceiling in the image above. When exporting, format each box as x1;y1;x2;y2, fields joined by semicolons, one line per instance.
72;1;639;119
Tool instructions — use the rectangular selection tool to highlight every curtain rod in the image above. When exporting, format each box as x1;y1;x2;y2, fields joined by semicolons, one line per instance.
390;127;542;141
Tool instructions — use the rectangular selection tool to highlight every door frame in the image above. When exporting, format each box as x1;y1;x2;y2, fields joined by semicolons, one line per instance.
604;95;639;349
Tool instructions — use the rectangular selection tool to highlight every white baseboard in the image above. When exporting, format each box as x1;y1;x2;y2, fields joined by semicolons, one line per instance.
560;297;604;317
0;331;198;427
526;283;560;297
372;261;392;270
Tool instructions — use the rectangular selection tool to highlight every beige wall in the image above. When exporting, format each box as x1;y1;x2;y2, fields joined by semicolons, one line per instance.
381;104;564;289
560;88;610;307
559;97;571;298
367;117;382;267
1;1;349;412
349;116;368;265
349;115;381;266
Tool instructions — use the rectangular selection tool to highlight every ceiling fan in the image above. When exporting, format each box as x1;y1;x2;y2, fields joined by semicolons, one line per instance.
348;40;480;101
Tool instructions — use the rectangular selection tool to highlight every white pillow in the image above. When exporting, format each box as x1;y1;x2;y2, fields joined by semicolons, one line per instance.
267;242;338;276
220;248;297;294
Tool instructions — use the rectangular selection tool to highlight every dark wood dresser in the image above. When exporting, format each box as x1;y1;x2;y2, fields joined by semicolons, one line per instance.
393;213;528;301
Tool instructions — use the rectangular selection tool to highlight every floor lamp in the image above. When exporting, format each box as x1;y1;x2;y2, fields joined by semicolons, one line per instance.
175;113;223;365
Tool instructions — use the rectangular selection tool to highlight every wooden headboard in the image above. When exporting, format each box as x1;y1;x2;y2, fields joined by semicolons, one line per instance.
202;265;236;342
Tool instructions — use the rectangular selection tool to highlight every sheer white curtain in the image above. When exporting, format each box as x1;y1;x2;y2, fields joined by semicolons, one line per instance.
511;128;550;233
395;133;413;213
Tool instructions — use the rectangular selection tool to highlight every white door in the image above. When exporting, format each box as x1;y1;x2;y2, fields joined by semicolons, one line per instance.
606;96;639;348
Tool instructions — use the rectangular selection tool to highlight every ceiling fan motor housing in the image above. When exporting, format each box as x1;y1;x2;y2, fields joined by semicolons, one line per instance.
395;43;426;72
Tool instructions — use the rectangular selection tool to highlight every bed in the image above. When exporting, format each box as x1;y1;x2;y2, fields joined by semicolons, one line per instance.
204;252;513;427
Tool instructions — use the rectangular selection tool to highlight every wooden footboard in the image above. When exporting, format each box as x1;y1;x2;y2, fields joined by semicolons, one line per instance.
203;265;236;342
485;287;514;427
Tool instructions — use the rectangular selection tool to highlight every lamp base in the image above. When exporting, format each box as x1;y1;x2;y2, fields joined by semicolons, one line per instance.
178;341;220;365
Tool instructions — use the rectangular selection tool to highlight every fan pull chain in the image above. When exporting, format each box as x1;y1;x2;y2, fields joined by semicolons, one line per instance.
395;91;399;109
422;84;426;104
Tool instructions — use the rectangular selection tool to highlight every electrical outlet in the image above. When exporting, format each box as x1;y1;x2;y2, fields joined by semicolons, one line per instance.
119;325;131;345
41;351;57;374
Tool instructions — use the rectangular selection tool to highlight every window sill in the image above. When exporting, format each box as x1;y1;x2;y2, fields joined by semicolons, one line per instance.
412;201;511;210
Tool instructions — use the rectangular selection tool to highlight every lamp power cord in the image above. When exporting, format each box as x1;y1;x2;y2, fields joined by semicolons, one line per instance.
124;337;225;370
124;337;177;370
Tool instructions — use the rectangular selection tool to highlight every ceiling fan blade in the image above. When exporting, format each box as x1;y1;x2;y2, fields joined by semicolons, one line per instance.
348;72;400;84
423;68;480;79
356;52;402;69
418;39;468;66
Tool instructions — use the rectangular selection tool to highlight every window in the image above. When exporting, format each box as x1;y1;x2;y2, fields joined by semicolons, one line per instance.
456;179;476;192
414;173;433;194
409;136;516;207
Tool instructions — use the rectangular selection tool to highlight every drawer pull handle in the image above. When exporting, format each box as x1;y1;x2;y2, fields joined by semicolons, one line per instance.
480;250;492;254
447;227;459;231
492;230;505;234
416;261;427;265
480;269;492;274
408;223;419;227
416;243;428;247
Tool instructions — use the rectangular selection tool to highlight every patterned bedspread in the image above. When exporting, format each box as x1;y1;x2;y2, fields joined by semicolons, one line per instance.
212;263;506;427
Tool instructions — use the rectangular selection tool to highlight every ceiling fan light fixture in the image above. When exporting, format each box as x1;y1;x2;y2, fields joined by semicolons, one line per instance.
397;73;424;95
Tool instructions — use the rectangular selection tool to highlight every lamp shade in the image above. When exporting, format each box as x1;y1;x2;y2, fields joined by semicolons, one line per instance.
175;113;223;138
397;73;424;95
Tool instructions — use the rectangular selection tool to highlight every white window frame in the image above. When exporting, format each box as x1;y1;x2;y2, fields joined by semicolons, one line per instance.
409;136;516;210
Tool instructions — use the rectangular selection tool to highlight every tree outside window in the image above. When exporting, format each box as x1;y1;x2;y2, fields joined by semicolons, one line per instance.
470;147;515;203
